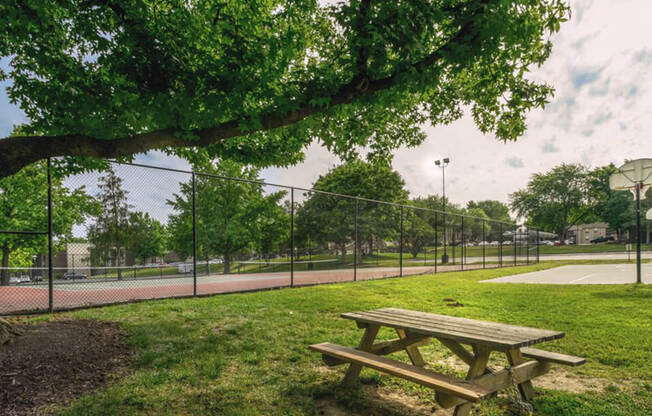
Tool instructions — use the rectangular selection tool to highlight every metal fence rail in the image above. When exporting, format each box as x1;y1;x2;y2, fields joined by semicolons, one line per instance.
0;159;540;315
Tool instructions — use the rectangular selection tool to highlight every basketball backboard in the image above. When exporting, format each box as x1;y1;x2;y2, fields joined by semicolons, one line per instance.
647;208;652;220
609;158;652;200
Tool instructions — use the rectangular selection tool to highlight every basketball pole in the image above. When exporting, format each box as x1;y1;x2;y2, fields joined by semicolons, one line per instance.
635;182;642;284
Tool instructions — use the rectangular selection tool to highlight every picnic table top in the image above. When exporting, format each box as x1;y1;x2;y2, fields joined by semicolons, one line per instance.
341;308;565;349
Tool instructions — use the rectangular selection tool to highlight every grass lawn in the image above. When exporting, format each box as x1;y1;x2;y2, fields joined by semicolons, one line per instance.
25;262;652;416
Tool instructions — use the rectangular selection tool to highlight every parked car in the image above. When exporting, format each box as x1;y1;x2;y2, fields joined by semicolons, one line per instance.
62;272;87;280
477;241;488;246
9;276;20;284
540;240;554;246
590;236;614;244
32;275;43;282
502;240;512;246
18;275;31;283
489;241;500;247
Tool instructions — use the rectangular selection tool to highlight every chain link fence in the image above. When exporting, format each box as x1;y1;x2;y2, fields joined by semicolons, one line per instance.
0;160;540;315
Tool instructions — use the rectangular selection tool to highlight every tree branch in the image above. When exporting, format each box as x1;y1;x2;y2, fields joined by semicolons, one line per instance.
0;7;482;178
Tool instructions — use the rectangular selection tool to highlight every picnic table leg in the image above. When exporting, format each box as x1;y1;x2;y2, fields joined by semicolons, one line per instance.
505;348;535;400
343;324;380;385
453;345;491;416
396;328;425;367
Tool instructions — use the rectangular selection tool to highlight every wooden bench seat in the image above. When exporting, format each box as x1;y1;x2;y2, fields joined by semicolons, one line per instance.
309;342;492;402
521;347;586;367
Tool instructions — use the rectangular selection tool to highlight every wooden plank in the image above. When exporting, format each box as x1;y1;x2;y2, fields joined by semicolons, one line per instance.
344;309;562;346
396;328;426;367
438;338;495;375
382;308;563;339
309;343;491;402
452;345;491;416
375;308;564;344
321;336;430;366
373;335;430;356
373;308;564;343
506;348;535;400
343;324;379;385
342;311;532;349
437;360;552;408
521;347;586;367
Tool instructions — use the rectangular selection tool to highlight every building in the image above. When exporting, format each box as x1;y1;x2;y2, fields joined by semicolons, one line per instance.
569;222;610;245
51;242;94;275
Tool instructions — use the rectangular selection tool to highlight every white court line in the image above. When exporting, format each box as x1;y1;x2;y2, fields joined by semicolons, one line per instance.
568;273;599;284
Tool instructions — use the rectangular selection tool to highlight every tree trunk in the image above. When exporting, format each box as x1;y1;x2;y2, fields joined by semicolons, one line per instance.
1;244;10;286
1;318;22;345
340;243;347;265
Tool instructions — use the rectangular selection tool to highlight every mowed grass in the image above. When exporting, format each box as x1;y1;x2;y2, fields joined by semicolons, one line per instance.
27;262;652;416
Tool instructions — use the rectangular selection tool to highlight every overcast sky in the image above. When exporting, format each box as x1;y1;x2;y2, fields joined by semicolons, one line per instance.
2;0;651;210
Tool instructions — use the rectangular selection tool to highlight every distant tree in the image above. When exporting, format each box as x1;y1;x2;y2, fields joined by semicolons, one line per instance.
127;212;168;264
88;167;132;279
403;206;435;259
0;161;97;285
463;207;492;242
295;160;408;263
466;200;511;222
510;164;593;242
167;160;288;274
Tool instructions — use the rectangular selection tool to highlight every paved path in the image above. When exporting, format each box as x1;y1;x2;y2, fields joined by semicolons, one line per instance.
481;263;651;284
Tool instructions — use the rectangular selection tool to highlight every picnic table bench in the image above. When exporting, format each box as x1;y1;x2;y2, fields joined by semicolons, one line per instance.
310;308;585;416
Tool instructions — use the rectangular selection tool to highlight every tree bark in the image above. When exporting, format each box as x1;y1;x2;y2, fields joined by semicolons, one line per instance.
0;318;22;345
0;14;482;179
1;244;10;286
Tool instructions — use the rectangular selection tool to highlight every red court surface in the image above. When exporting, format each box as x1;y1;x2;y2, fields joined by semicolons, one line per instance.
1;262;517;315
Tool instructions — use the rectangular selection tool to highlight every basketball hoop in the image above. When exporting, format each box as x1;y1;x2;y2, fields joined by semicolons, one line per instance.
609;158;652;200
610;158;652;285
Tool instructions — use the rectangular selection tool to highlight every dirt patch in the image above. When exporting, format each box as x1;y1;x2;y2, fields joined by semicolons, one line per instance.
0;319;131;416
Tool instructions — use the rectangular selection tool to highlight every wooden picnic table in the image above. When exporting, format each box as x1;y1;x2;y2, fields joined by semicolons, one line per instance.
310;308;585;416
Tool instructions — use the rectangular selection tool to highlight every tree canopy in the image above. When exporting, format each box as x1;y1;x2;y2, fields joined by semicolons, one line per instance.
167;160;288;273
1;0;569;178
295;160;407;261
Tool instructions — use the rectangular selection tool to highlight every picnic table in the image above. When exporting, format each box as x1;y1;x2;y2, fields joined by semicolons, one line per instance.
310;308;585;416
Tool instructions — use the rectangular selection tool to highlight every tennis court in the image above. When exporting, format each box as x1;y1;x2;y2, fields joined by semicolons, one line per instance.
481;263;651;284
2;261;494;314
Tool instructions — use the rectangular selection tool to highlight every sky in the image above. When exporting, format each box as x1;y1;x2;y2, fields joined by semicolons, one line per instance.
2;0;651;211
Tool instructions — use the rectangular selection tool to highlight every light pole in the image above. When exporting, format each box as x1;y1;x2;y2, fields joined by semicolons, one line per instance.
435;158;450;263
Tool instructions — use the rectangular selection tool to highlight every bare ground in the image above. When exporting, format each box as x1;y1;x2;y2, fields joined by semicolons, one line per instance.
0;319;131;416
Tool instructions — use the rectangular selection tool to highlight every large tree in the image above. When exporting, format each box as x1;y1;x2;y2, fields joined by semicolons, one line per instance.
0;161;96;285
466;200;511;222
87;167;133;279
167;160;288;274
295;160;408;263
510;164;594;242
127;212;168;264
0;1;569;178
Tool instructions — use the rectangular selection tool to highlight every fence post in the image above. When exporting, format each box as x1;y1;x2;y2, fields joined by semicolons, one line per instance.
290;187;294;287
434;212;438;274
399;206;404;277
192;172;197;296
460;216;464;271
513;224;517;266
354;198;358;282
526;226;529;265
499;223;503;267
482;220;486;269
47;157;53;313
536;229;540;263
